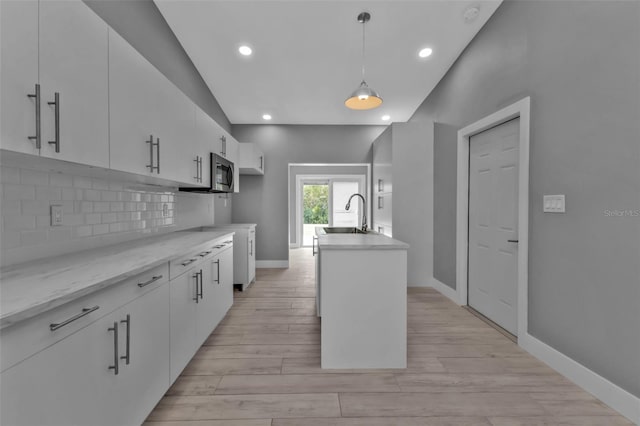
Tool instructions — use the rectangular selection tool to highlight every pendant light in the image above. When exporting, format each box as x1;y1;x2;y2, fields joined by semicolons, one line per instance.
345;12;383;110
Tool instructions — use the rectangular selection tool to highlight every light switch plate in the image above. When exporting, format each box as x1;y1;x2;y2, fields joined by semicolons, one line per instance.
51;205;63;226
543;195;565;213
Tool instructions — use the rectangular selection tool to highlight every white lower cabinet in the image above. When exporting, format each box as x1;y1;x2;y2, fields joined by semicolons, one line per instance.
0;282;170;426
0;236;235;426
169;241;234;382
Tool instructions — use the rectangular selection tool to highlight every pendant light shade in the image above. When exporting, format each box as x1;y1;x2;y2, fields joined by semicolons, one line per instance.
345;81;383;110
345;12;382;110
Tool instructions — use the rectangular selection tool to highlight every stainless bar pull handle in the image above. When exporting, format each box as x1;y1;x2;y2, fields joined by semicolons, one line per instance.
250;240;253;256
507;239;519;243
198;250;212;257
146;135;154;171
27;83;41;149
199;157;203;182
138;274;163;288
108;322;119;375
181;258;198;266
198;270;204;299
214;259;220;284
193;271;200;303
220;135;226;157
50;305;100;331
312;236;317;256
120;314;130;365
194;156;200;181
156;137;161;174
47;92;60;152
260;156;263;170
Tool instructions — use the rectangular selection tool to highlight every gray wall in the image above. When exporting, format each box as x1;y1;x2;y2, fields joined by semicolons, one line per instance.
410;1;639;397
288;165;370;245
231;125;386;262
84;0;231;132
432;123;458;288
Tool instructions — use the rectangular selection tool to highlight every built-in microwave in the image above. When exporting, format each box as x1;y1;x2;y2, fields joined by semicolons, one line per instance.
179;153;234;193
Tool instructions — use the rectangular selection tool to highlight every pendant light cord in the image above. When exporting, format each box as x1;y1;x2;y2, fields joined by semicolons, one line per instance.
361;18;366;81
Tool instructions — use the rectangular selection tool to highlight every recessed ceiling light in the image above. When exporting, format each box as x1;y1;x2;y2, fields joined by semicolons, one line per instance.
238;45;252;56
381;115;390;121
418;47;433;58
262;114;272;121
464;6;480;23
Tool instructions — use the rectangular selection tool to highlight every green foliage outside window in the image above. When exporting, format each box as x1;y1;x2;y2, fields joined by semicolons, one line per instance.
303;185;328;224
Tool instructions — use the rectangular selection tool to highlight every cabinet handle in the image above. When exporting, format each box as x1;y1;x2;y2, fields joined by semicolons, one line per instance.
49;305;100;331
47;92;60;153
138;274;163;288
250;240;253;256
181;258;198;266
214;259;220;284
378;179;384;192
198;270;204;299
193;271;200;303
146;135;155;172
27;83;41;149
220;135;226;157
108;321;119;375
156;137;161;174
198;156;203;182
260;155;263;170
312;236;318;256
507;239;519;243
198;250;212;257
120;314;130;365
194;156;200;181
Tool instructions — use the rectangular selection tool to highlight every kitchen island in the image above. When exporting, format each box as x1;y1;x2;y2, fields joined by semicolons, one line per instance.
315;227;409;369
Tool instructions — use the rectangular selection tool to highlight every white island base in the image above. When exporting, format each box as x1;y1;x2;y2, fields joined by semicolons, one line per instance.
320;248;407;369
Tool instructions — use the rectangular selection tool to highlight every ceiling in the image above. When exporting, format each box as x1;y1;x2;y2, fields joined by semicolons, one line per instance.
155;1;502;125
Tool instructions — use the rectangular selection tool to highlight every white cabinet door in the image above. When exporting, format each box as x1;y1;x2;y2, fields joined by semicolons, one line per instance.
155;81;196;184
109;28;165;177
238;143;265;175
194;107;217;188
169;267;199;383
225;135;240;192
196;261;216;346
0;311;119;426
114;283;171;426
217;246;234;321
248;229;256;284
0;0;39;155
39;0;109;167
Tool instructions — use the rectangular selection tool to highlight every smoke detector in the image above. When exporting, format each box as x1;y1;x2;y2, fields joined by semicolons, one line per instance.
463;6;480;23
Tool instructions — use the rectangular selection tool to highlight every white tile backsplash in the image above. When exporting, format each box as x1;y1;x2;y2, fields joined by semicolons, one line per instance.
1;165;180;267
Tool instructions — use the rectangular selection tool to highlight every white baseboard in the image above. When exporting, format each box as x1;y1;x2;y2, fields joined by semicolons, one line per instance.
256;260;289;268
429;277;462;305
520;333;639;424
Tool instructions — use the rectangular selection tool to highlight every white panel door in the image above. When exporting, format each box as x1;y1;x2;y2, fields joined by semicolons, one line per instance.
0;0;39;155
468;118;520;335
39;0;109;167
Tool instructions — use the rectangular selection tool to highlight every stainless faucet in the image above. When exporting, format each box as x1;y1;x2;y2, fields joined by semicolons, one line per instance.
345;193;367;232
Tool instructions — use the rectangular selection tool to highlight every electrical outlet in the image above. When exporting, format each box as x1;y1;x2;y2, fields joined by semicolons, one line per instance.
51;205;63;226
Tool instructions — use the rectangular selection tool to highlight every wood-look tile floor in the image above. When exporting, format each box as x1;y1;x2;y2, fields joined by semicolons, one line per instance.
145;248;632;426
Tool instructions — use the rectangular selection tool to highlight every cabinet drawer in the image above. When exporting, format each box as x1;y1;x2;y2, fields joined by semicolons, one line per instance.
0;263;168;372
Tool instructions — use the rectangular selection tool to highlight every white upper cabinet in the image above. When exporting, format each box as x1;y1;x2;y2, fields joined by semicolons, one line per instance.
194;107;219;188
109;28;198;185
224;135;240;193
0;0;109;166
238;143;265;175
0;0;39;156
38;0;109;167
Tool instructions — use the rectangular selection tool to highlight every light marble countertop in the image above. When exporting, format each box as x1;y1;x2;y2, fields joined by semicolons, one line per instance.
315;227;409;250
0;230;234;329
198;223;256;230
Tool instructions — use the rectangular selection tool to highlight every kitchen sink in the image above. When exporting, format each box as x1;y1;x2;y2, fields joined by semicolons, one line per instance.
322;227;368;234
